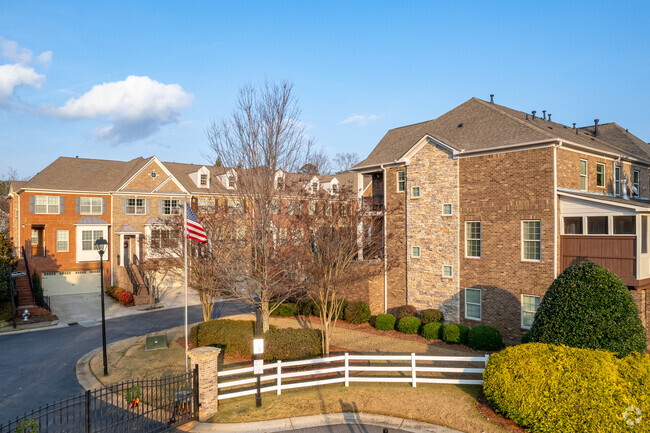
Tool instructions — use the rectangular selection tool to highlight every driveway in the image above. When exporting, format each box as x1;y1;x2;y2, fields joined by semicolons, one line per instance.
0;300;251;424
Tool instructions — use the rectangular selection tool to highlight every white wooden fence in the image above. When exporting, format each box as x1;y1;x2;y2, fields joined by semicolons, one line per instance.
216;353;489;401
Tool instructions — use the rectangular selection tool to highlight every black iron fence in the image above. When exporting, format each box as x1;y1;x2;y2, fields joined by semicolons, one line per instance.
0;367;197;433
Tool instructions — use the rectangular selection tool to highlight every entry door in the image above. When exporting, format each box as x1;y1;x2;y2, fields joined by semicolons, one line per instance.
124;238;130;266
31;228;44;257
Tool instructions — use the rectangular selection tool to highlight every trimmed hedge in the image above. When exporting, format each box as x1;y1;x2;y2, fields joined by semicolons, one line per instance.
298;299;318;316
374;314;396;331
483;343;650;432
530;261;647;356
396;317;421;334
419;308;444;324
270;302;298;317
467;325;503;351
442;324;469;344
189;319;321;361
344;301;371;324
394;305;418;321
421;322;443;340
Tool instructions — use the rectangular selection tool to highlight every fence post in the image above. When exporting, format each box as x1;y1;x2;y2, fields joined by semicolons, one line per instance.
187;347;221;422
85;389;91;433
484;354;490;367
411;353;417;388
277;361;282;395
344;353;349;387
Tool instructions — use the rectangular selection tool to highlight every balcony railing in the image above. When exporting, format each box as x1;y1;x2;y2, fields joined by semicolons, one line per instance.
361;196;384;212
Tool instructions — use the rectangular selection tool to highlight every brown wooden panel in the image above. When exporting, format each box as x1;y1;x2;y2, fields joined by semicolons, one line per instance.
561;235;636;283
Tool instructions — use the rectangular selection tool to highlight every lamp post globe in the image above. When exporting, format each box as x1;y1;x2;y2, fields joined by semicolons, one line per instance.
95;238;109;376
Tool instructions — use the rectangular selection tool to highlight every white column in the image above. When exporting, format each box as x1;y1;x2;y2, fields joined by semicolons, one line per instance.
136;234;141;261
119;234;124;266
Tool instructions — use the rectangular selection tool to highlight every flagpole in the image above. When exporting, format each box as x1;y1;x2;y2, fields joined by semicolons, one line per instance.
184;200;189;373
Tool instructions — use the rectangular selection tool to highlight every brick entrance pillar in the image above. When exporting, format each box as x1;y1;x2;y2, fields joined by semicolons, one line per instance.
187;346;221;421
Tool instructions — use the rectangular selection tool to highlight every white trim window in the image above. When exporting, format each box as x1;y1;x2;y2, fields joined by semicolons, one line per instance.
522;220;541;261
633;170;640;197
442;265;452;278
56;230;69;252
411;186;421;198
227;199;244;214
35;196;60;214
615;166;621;196
125;198;146;215
521;294;541;329
579;160;587;191
197;197;215;213
465;288;481;320
411;246;421;258
200;173;208;186
76;226;109;262
161;199;181;215
80;197;102;215
442;204;452;215
596;163;605;188
465;221;481;258
397;171;405;192
81;230;103;251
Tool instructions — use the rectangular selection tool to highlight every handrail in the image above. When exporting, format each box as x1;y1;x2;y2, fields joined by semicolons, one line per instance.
21;246;36;301
133;254;149;291
125;262;145;296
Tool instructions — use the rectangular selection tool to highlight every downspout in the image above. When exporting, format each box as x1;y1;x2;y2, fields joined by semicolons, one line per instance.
110;193;114;286
554;143;560;279
382;164;388;313
404;163;408;306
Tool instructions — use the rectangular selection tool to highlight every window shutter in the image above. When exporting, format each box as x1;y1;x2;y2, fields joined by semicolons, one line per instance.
102;198;107;215
29;196;34;214
122;198;127;214
145;199;150;215
76;198;80;214
60;197;65;214
158;199;163;215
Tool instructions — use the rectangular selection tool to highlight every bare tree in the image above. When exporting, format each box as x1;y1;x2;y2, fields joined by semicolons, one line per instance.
333;153;360;174
301;147;332;175
0;167;23;196
206;80;312;331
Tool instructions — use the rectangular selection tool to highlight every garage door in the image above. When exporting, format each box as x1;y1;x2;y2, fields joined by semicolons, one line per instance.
41;270;102;296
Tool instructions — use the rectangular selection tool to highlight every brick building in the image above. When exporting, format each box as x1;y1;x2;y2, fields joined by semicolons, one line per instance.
353;97;650;344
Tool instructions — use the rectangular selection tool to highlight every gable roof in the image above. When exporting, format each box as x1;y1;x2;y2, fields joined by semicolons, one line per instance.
353;98;650;169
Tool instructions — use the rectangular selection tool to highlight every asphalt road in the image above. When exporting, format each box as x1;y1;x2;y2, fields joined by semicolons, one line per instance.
0;301;251;424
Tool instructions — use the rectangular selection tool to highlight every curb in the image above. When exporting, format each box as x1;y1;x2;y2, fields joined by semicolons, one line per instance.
0;320;67;336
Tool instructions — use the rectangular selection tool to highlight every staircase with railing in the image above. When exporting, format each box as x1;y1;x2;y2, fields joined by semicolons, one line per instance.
16;247;52;319
126;254;152;297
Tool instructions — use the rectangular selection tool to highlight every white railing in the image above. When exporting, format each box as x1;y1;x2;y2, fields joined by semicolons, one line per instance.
215;353;489;401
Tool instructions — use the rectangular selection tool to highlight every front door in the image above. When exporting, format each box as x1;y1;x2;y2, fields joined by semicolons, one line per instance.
31;228;44;257
124;238;130;266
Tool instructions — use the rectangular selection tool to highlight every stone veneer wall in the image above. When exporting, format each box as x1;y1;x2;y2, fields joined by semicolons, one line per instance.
406;142;460;321
384;166;407;311
459;146;556;344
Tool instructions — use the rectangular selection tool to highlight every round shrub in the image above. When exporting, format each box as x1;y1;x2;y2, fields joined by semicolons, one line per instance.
442;324;469;344
396;316;421;334
530;261;647;356
298;299;317;316
374;313;396;330
483;343;650;432
419;308;444;324
421;322;443;340
271;303;298;317
394;305;418;320
344;301;371;324
467;325;503;351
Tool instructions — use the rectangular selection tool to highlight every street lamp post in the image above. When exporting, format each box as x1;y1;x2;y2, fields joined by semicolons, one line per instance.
95;238;109;376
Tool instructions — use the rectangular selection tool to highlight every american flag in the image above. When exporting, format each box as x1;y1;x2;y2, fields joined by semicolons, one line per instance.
185;202;207;244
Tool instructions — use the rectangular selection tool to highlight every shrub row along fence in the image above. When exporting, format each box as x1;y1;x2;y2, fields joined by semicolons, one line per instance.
0;369;197;433
216;353;489;400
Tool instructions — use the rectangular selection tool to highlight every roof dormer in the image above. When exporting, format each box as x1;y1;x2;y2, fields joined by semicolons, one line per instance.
217;169;238;190
275;169;285;190
190;166;211;189
308;176;320;194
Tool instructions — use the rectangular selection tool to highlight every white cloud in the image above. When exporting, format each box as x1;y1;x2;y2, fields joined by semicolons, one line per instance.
0;37;51;64
340;114;380;126
52;75;193;143
0;63;44;103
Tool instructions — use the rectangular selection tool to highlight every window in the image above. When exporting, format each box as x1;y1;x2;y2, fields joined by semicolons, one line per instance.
397;171;405;192
125;198;146;215
309;201;316;215
234;227;246;243
521;295;541;329
197;197;215;213
442;265;452;278
411;186;421;198
56;230;69;252
228;175;236;188
81;230;104;251
465;221;481;258
271;200;281;215
227;199;244;214
411;246;421;258
442;204;452;215
633;170;639;196
596;163;605;187
80;197;102;214
587;216;608;234
200;174;208;186
312;182;319;193
615;166;621;196
150;228;176;250
286;201;302;215
579;160;587;190
564;217;583;234
35;196;60;214
277;227;288;246
613;216;635;234
31;230;39;246
325;202;332;216
291;228;303;245
465;288;481;320
161;199;181;215
276;176;285;190
522;220;541;261
331;183;339;193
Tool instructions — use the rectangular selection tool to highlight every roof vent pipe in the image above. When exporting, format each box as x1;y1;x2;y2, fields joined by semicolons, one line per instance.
532;110;536;120
525;113;529;120
594;119;600;136
490;94;494;104
543;110;546;120
548;114;552;122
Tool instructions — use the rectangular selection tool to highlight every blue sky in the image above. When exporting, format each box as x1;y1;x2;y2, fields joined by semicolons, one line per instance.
1;1;649;179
